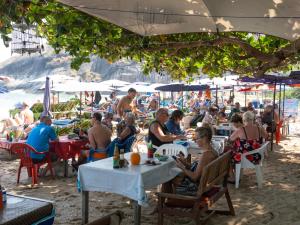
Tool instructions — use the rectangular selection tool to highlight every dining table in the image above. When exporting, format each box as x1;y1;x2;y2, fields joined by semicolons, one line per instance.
49;136;89;177
0;136;89;177
0;194;55;225
78;152;180;225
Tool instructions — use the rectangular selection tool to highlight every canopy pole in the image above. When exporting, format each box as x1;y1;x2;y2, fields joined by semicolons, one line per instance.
244;91;247;107
282;84;286;119
271;82;277;151
91;92;94;112
79;91;82;119
215;85;218;106
158;92;161;107
232;85;235;103
278;84;282;121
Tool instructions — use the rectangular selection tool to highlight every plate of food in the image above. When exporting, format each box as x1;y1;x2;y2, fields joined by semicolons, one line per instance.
144;160;161;166
155;155;169;162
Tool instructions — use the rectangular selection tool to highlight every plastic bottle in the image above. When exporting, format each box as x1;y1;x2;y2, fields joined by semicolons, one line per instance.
147;141;154;159
9;131;14;142
113;144;120;169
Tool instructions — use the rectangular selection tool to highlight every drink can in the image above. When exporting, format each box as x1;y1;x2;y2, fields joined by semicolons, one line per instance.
2;189;6;204
147;148;154;158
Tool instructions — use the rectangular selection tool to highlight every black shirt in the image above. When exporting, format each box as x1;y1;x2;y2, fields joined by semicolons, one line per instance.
148;120;172;147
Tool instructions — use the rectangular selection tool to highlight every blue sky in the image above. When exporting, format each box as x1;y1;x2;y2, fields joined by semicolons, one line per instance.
0;41;11;63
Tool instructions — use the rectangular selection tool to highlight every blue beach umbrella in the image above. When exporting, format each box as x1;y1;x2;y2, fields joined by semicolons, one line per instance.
41;77;52;117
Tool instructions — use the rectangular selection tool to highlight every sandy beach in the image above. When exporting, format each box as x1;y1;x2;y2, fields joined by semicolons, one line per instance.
1;124;300;225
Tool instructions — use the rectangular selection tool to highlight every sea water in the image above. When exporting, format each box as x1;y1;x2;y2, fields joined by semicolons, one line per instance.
0;90;72;120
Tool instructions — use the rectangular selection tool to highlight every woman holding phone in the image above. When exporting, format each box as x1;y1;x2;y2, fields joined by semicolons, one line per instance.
163;126;217;195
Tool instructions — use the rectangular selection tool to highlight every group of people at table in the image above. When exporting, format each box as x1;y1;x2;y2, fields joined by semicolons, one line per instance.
1;87;280;188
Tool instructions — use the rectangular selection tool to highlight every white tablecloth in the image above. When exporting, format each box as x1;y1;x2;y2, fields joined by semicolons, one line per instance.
78;153;180;205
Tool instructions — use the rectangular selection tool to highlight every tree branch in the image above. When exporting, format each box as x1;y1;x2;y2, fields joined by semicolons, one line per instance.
146;36;275;62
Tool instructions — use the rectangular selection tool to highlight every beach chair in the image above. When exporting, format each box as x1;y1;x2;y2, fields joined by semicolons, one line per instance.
86;210;124;225
11;143;55;185
235;141;270;188
156;151;234;225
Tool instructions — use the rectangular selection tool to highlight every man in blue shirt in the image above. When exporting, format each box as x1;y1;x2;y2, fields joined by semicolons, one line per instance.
26;116;58;163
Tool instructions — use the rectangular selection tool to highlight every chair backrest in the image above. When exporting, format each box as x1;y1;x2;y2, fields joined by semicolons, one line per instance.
211;140;225;155
212;135;228;140
156;144;188;158
257;141;270;162
198;151;231;196
11;143;37;167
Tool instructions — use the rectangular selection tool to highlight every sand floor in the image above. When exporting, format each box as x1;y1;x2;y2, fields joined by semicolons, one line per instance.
1;127;300;225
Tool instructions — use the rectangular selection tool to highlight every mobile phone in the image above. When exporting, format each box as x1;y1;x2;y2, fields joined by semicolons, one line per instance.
171;156;177;160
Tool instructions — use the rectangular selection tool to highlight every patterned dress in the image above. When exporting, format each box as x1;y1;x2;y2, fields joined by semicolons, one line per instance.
232;127;263;164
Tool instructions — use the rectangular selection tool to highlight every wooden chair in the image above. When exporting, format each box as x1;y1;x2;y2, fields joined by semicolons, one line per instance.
156;151;234;225
11;143;55;185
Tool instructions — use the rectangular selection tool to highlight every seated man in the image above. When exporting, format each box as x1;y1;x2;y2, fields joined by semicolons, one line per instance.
26;116;58;163
148;108;186;148
74;112;112;167
88;112;112;156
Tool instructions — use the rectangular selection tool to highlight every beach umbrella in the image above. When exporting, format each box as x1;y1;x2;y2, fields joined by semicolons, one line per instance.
58;0;300;41
119;84;157;93
98;79;130;88
155;83;184;92
41;77;51;117
52;81;113;92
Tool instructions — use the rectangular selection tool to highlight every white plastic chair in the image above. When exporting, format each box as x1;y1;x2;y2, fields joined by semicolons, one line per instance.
211;140;224;156
156;144;188;158
235;141;270;189
212;135;228;140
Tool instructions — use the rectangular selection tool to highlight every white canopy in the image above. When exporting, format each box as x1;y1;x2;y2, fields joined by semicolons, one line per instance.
58;0;300;41
119;84;158;93
193;75;240;87
52;81;113;92
98;79;130;87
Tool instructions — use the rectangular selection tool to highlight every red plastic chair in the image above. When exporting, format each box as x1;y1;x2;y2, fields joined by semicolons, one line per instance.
11;143;55;185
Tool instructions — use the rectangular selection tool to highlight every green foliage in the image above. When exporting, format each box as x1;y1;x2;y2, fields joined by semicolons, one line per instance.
9;109;20;118
31;103;43;113
0;0;298;79
286;88;300;99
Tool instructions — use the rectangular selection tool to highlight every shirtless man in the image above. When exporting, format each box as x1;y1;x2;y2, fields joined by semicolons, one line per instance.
117;88;137;118
88;112;112;150
20;102;34;126
74;112;112;168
